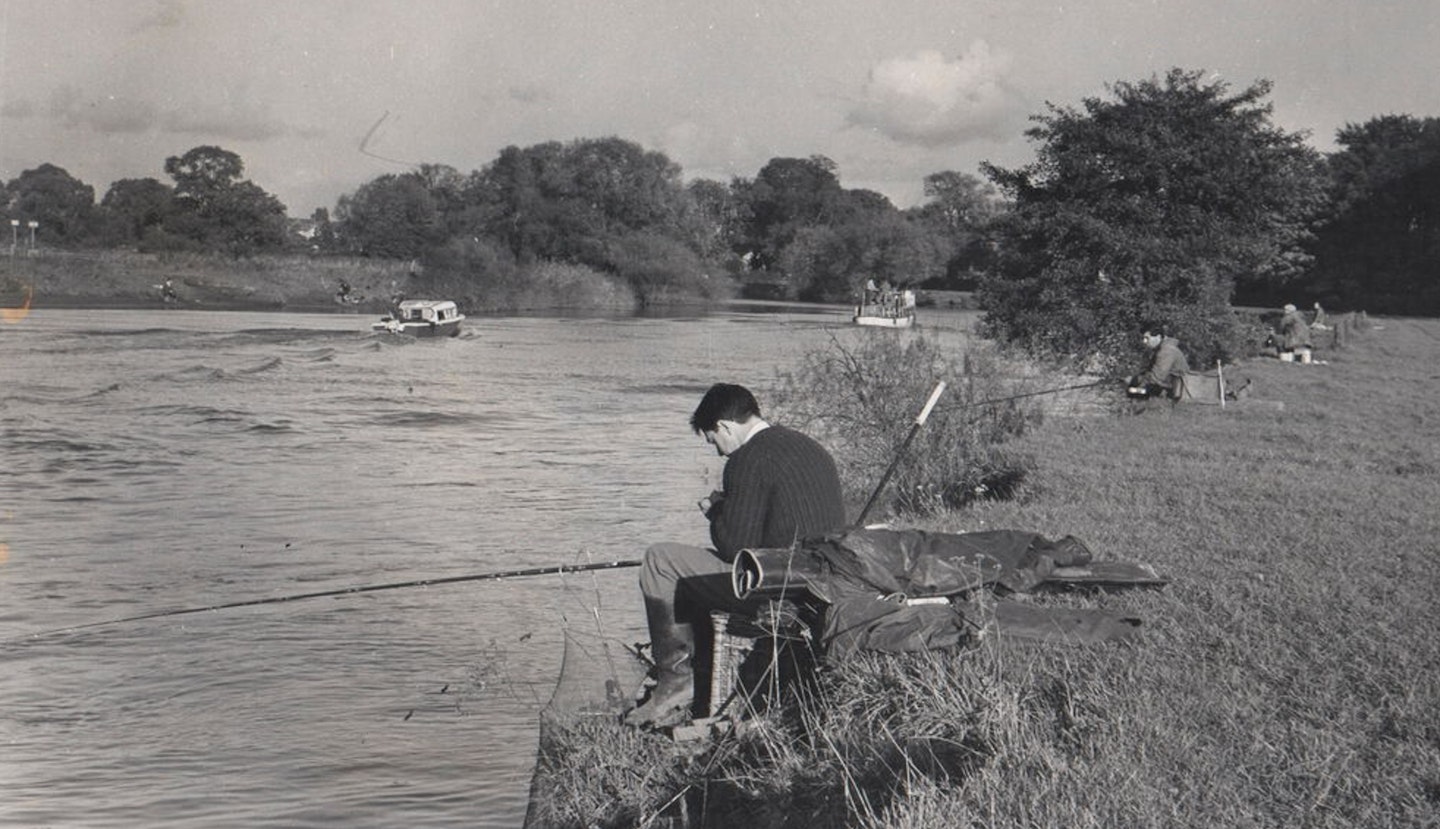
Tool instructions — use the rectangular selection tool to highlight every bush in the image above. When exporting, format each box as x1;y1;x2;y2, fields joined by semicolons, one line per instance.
769;332;1043;519
421;238;637;312
605;231;734;306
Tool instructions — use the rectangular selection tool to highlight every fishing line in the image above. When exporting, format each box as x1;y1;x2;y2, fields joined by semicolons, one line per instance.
930;378;1111;416
10;559;642;643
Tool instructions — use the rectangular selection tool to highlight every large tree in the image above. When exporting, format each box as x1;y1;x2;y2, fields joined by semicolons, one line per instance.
469;137;690;269
5;163;97;245
335;171;445;259
162;145;287;255
99;177;174;246
681;178;743;263
910;171;1007;289
736;155;846;274
980;68;1327;364
1307;115;1440;314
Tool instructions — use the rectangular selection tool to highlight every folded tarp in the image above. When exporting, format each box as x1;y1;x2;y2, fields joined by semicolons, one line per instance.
733;528;1157;658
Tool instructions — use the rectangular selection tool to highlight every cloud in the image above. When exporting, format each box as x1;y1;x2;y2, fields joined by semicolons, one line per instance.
847;42;1027;147
6;85;321;142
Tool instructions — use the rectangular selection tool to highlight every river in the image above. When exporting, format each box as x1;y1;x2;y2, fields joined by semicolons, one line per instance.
0;302;979;827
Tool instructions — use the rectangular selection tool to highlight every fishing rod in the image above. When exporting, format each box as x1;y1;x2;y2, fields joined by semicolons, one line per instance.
852;376;1112;526
855;381;947;526
932;378;1110;415
13;558;642;643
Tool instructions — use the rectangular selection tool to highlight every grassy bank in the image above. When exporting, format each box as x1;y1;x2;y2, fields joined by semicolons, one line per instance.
529;316;1440;827
0;250;650;314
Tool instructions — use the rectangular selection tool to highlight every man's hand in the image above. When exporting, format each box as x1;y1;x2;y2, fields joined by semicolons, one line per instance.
698;490;724;518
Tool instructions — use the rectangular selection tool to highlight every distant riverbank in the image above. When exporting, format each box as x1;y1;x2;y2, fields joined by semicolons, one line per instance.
0;250;980;323
0;250;656;315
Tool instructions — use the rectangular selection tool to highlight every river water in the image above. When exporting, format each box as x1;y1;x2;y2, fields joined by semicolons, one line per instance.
0;303;980;828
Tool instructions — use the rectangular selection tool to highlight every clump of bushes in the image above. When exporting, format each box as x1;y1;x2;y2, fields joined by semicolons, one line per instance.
604;231;735;307
421;236;639;312
769;332;1043;518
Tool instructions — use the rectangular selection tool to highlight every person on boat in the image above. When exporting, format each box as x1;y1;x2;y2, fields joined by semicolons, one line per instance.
1126;323;1191;399
1279;303;1314;362
623;383;846;729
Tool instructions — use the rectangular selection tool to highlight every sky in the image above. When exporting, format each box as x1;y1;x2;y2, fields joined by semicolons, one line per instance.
1;0;1437;218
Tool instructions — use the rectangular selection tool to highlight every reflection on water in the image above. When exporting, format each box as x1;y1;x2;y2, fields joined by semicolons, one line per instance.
0;304;979;827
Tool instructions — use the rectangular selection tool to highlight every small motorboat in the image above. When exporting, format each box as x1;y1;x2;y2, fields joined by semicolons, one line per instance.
372;300;464;338
853;288;916;328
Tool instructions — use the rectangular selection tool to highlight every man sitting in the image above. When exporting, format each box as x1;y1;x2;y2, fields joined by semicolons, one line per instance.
1279;303;1314;363
624;383;847;728
1127;324;1191;399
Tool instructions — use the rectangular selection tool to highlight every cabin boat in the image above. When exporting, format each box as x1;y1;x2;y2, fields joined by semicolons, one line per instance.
372;300;465;337
853;288;916;328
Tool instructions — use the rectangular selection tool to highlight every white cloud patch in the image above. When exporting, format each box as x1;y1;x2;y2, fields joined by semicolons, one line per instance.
848;42;1026;147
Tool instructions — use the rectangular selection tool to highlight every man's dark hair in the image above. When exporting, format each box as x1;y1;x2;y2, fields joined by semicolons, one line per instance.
1139;321;1167;337
690;383;761;433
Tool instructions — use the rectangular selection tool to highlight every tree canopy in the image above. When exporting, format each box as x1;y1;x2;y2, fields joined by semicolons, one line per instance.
4;163;96;245
979;68;1328;364
101;178;173;237
161;145;288;255
1305;115;1440;314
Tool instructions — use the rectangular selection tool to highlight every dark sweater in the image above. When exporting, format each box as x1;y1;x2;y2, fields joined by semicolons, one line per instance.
709;424;847;562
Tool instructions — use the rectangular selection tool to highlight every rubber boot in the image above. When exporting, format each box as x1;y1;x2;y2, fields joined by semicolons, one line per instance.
623;598;695;728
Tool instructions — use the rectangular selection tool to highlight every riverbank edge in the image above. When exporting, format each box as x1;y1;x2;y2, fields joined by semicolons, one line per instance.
0;250;686;316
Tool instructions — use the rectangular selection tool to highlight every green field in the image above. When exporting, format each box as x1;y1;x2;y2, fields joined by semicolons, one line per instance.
530;315;1440;828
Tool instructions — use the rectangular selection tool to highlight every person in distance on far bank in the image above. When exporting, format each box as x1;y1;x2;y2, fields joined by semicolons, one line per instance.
1278;303;1314;363
623;383;846;729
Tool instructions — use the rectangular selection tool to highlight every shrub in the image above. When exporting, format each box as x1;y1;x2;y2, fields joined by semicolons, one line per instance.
605;231;734;306
769;332;1043;519
419;238;637;312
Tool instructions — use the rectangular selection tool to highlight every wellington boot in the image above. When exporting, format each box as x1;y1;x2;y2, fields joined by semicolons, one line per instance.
622;671;694;728
622;597;695;729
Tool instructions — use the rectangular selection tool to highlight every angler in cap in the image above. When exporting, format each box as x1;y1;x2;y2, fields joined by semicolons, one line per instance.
1278;303;1314;363
1126;323;1191;400
623;383;846;728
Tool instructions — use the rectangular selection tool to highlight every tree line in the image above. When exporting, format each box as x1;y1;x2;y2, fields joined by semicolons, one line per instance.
2;146;290;257
4;66;1436;351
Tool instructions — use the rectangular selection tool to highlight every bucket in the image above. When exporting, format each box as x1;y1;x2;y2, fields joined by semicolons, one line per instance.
1298;349;1313;365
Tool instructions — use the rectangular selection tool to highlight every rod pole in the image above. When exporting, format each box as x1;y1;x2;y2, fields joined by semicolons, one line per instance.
17;558;642;641
855;382;946;527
